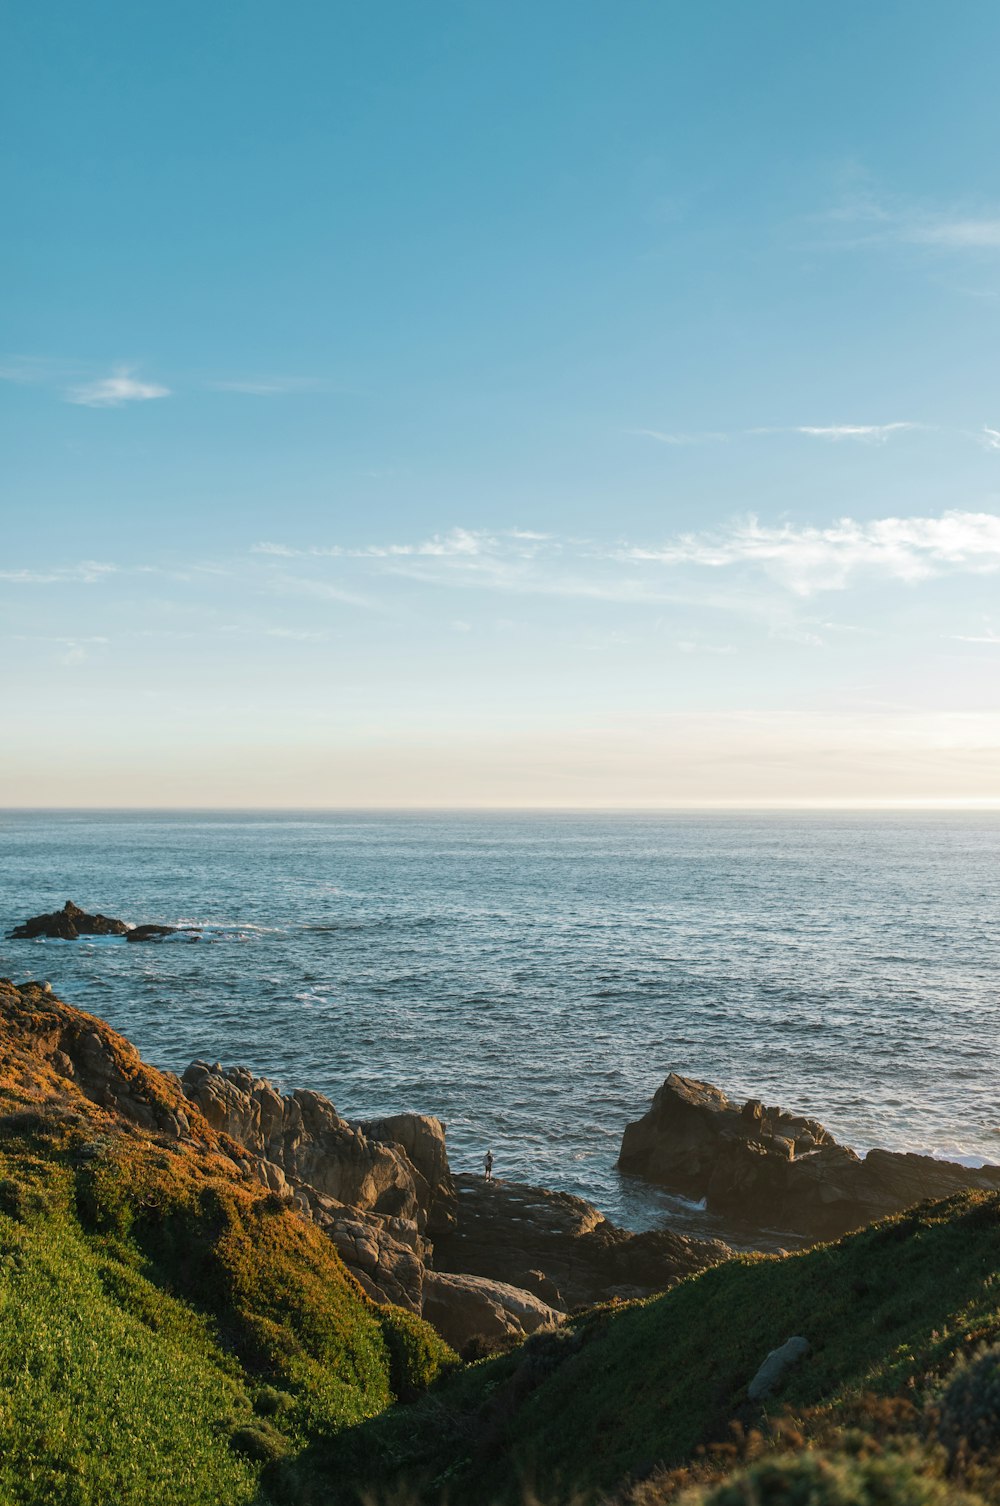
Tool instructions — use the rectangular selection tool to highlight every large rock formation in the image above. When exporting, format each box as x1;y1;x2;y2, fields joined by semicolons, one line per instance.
9;900;130;940
361;1112;458;1233
618;1073;1000;1242
180;1061;437;1227
8;901;192;943
433;1173;730;1309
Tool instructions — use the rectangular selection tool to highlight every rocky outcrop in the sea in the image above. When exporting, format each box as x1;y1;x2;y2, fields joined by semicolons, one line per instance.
126;924;185;943
433;1173;730;1309
8;901;192;942
9;900;130;940
618;1072;1000;1242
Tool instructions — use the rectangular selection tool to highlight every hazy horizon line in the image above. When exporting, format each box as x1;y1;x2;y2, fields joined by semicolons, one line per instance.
3;800;1000;815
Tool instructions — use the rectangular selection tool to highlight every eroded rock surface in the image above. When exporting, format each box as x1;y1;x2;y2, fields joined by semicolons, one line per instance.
181;1062;432;1227
361;1112;457;1234
433;1173;730;1308
618;1072;1000;1241
421;1270;562;1353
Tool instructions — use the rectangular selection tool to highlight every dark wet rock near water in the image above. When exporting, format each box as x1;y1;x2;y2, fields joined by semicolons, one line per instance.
126;924;197;943
9;901;130;941
618;1072;1000;1242
9;903;199;944
433;1172;731;1309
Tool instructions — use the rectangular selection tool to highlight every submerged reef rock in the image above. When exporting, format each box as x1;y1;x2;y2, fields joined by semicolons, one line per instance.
618;1071;1000;1241
125;923;183;943
9;900;130;940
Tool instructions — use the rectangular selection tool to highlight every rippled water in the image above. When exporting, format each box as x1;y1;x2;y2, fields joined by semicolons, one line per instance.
1;810;998;1229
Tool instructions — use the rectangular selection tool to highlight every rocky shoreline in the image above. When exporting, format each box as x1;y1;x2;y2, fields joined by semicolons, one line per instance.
6;934;1000;1357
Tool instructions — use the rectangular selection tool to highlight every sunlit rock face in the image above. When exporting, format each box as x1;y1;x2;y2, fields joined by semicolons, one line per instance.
618;1071;1000;1241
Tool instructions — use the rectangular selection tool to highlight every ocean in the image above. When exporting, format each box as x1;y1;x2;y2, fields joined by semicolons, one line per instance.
1;809;998;1231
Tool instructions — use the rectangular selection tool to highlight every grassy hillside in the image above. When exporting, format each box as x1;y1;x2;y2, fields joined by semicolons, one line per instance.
0;983;455;1506
6;980;1000;1506
319;1190;1000;1504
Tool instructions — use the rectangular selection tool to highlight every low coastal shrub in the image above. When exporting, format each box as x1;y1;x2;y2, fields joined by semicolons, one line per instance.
680;1450;976;1506
938;1343;1000;1464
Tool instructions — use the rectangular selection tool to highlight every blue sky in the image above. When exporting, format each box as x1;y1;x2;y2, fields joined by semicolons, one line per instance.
3;1;1000;804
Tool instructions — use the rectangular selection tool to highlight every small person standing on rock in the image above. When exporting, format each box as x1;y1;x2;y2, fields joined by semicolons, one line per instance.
483;1148;494;1182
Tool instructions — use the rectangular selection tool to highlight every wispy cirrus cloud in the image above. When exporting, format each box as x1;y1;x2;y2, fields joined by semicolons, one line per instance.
628;428;729;446
66;367;170;408
819;184;1000;256
785;422;916;441
253;528;549;561
254;510;1000;603
632;421;922;446
616;510;1000;595
0;561;117;585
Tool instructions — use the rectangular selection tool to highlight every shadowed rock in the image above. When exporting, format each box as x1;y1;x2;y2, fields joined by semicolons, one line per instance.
434;1172;730;1308
421;1270;563;1353
361;1112;457;1234
126;924;184;943
618;1072;1000;1242
9;901;130;940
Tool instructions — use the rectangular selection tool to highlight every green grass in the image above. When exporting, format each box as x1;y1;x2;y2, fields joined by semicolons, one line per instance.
317;1192;1000;1505
0;1117;456;1506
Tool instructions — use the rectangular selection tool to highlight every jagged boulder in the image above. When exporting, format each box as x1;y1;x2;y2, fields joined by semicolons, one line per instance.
361;1112;457;1233
618;1073;1000;1241
421;1270;562;1353
9;901;129;940
180;1062;427;1226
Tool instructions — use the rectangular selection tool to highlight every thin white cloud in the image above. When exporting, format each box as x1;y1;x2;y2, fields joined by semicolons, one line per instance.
66;368;170;408
820;187;1000;256
951;623;1000;644
255;511;1000;604
618;510;1000;595
0;561;117;585
908;219;1000;250
982;425;1000;451
254;528;525;561
790;423;916;441
628;428;729;446
207;376;324;396
633;422;920;446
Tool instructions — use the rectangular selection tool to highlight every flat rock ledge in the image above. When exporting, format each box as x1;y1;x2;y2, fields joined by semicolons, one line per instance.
618;1072;1000;1242
433;1173;730;1310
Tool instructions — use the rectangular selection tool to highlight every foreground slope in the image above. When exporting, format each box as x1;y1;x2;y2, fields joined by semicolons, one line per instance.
0;980;454;1506
320;1188;1000;1503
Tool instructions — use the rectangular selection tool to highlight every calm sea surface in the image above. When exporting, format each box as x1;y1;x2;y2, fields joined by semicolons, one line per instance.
1;810;998;1230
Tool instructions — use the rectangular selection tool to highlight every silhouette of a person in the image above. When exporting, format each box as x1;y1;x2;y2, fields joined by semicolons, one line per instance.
483;1148;494;1182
